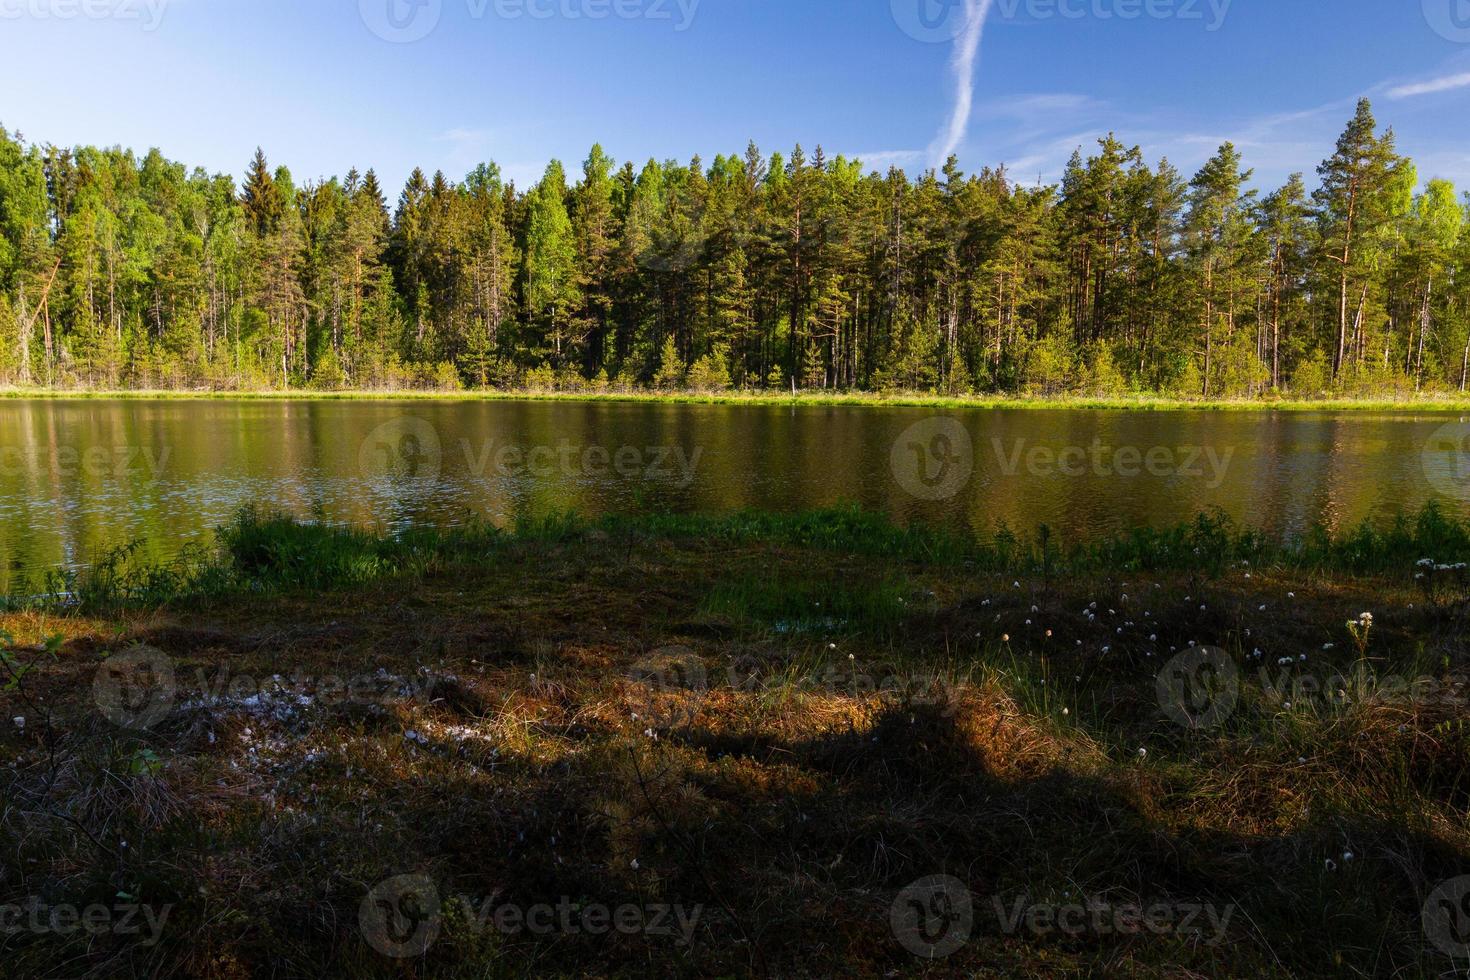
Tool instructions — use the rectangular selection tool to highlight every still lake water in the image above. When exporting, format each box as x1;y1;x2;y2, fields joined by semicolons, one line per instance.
2;398;1469;589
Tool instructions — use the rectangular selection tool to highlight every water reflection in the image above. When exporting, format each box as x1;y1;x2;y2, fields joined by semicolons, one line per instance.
0;398;1466;589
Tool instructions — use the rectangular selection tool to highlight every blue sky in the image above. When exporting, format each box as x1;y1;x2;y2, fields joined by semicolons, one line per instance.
3;0;1470;195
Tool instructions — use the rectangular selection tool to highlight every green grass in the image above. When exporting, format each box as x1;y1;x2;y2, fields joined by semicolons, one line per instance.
8;502;1470;614
700;569;912;637
6;385;1470;413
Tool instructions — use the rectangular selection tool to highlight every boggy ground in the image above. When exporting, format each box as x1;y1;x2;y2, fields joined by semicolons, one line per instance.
1;507;1469;978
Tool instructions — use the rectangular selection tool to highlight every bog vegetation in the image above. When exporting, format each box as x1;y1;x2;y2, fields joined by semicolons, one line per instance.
2;505;1469;975
2;99;1467;399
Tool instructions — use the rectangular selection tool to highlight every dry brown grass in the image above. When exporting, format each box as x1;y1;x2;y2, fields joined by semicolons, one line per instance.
1;522;1468;977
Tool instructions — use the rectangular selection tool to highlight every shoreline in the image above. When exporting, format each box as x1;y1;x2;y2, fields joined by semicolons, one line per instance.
4;387;1470;413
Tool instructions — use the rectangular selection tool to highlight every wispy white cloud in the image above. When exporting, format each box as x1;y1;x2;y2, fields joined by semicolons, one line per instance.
1386;72;1470;99
984;85;1367;189
847;149;924;171
429;127;502;182
929;0;996;169
971;92;1104;120
437;127;491;148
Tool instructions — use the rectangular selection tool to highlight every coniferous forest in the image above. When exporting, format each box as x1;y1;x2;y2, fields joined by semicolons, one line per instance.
1;98;1466;398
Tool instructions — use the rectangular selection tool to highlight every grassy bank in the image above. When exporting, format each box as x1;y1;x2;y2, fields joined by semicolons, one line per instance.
3;507;1470;976
5;386;1470;413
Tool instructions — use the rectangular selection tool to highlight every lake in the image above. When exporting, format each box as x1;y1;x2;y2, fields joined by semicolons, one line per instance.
2;397;1469;590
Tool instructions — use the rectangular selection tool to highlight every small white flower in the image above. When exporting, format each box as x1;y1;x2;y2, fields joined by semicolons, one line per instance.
1137;747;1147;758
11;717;22;730
1342;851;1354;862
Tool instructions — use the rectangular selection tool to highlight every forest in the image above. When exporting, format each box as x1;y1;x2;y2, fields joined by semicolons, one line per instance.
0;98;1465;399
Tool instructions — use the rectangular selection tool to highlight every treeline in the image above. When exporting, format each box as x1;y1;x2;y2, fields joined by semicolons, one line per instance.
1;98;1467;397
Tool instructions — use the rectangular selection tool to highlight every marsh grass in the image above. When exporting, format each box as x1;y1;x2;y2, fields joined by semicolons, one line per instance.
2;505;1469;975
7;386;1470;414
700;570;912;637
9;501;1467;616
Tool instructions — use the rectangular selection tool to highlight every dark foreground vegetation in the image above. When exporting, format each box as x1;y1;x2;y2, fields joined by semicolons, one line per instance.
3;505;1470;976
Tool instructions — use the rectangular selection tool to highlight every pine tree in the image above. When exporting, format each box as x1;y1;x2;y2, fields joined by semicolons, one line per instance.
1184;142;1255;396
1255;174;1311;389
573;144;618;372
1315;99;1404;378
241;148;283;236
